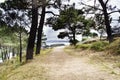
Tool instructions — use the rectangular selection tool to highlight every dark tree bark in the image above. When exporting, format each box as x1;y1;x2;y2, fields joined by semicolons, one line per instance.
72;27;76;46
1;51;4;62
19;26;22;62
98;0;113;42
69;23;77;46
26;0;38;60
36;6;46;55
12;48;15;57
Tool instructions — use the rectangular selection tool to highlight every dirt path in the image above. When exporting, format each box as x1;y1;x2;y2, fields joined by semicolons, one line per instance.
40;46;120;80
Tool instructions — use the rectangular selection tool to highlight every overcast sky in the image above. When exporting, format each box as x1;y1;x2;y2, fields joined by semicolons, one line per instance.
0;0;5;3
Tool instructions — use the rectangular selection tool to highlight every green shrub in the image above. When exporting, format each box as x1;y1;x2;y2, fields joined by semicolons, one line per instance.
90;41;109;51
75;44;91;50
82;38;87;41
106;39;120;55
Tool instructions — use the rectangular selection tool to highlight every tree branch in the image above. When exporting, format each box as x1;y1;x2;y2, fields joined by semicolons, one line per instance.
108;10;120;15
105;0;109;5
80;2;103;11
45;11;59;16
23;20;30;28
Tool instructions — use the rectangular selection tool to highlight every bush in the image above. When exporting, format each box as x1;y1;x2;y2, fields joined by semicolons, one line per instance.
106;39;120;55
75;44;91;50
82;38;87;41
90;41;109;51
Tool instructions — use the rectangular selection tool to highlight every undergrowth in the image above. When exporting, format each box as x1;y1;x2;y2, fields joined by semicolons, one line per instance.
90;41;109;51
76;38;120;55
75;41;109;51
75;44;91;50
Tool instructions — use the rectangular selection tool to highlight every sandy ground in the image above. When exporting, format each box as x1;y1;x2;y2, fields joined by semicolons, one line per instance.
39;46;120;80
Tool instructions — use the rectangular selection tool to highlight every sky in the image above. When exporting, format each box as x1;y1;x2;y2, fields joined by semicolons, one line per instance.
0;0;5;3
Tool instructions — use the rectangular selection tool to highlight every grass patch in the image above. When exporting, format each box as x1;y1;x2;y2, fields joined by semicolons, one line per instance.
6;65;47;80
0;59;23;80
75;41;109;52
0;48;52;80
106;39;120;55
90;41;109;51
76;38;120;55
75;44;91;50
40;48;52;56
89;54;120;75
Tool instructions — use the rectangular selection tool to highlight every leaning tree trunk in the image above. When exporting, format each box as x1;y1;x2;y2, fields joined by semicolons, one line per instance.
26;0;38;60
36;6;46;55
98;0;113;43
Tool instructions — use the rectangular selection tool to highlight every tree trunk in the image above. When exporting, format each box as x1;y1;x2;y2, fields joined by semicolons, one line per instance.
104;10;113;42
19;27;22;62
1;51;4;62
73;27;76;46
98;0;113;43
36;6;46;55
26;0;38;60
12;48;15;57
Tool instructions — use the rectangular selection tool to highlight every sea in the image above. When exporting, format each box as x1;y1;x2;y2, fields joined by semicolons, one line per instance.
46;40;70;46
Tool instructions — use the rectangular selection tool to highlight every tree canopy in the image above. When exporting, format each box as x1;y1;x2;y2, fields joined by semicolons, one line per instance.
47;4;95;45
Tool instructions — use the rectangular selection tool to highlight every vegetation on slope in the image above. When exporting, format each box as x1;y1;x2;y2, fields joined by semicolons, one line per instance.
75;41;109;51
75;38;120;55
106;39;120;55
0;48;52;80
65;41;120;75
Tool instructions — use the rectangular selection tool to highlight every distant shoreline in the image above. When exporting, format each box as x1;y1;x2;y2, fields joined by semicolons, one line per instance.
46;40;69;45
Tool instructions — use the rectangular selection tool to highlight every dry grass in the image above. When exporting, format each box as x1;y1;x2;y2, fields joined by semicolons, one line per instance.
0;48;52;80
89;54;120;75
64;46;120;76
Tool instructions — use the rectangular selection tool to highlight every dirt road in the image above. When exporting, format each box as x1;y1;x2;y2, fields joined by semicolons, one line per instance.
40;46;120;80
